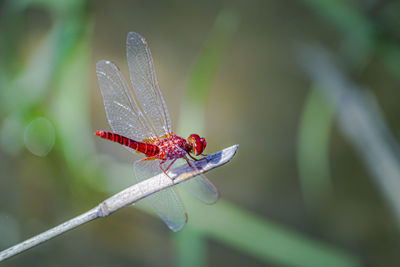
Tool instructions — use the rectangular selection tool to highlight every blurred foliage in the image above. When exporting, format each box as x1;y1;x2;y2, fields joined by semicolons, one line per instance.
297;87;334;212
178;8;240;136
1;0;400;266
302;0;400;75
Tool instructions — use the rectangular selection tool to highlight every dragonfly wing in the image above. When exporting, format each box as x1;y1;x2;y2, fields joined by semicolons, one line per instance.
134;160;187;232
174;158;219;204
179;173;220;204
126;32;172;137
96;60;157;141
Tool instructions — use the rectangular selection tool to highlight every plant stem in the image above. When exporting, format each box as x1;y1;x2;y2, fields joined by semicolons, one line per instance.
0;145;238;262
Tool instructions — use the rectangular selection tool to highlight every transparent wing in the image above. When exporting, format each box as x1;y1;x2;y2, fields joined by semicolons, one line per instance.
134;160;187;232
126;32;172;137
173;158;219;204
96;60;157;140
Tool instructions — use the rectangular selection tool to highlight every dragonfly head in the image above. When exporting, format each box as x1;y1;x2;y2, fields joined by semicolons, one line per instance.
187;134;207;156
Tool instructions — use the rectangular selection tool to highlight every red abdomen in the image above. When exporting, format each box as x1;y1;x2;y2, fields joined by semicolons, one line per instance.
95;130;159;157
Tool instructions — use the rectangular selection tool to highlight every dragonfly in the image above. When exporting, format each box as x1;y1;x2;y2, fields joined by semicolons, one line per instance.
95;32;219;232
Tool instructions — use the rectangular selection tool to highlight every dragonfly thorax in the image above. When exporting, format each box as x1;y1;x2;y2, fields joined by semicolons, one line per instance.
155;134;192;160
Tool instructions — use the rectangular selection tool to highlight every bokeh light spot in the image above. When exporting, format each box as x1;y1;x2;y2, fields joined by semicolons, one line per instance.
24;117;55;157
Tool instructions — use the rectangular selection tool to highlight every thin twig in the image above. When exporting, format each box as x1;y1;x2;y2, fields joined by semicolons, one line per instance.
0;144;238;262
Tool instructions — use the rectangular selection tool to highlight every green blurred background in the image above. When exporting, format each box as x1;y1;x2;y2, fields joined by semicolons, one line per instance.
1;0;400;266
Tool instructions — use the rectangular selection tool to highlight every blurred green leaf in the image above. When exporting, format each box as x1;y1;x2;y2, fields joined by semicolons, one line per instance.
380;43;400;79
301;0;373;42
49;18;99;189
186;196;360;267
0;25;60;115
178;8;240;137
174;227;206;267
301;0;400;78
9;0;85;14
297;87;334;211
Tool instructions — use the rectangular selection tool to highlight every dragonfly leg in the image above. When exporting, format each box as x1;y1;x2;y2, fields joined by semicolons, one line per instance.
186;151;210;169
188;153;199;161
188;152;210;163
184;155;207;172
163;158;177;172
160;158;178;183
139;155;159;161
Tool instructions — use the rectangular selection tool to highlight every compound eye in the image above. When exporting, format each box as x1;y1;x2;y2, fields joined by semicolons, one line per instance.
194;139;202;156
188;134;202;155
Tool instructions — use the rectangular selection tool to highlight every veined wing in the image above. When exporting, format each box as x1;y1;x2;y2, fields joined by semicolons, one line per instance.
96;60;157;140
126;32;172;137
134;160;187;232
173;158;219;204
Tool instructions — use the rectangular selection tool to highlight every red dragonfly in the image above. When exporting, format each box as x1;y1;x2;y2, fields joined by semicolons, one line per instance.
95;32;219;231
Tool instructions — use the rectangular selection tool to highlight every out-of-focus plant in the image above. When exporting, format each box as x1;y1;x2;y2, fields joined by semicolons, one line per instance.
300;46;400;224
297;1;400;231
297;87;334;212
0;0;100;194
301;0;400;77
0;1;364;266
